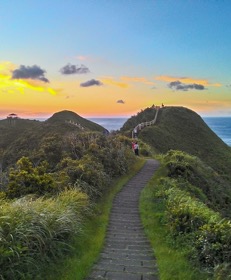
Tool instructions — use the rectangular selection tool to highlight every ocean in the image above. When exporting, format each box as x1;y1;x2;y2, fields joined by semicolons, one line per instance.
88;118;128;132
88;117;231;147
203;117;231;147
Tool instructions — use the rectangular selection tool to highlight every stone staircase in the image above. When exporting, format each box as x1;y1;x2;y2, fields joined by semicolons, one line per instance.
86;159;160;280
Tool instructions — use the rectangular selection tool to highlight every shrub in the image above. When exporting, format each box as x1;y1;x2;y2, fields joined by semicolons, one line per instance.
162;150;231;217
0;189;89;279
194;219;231;268
157;178;219;236
213;263;231;280
153;174;231;275
6;157;56;198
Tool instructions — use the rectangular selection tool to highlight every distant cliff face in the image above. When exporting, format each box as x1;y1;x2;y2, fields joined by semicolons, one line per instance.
122;106;231;176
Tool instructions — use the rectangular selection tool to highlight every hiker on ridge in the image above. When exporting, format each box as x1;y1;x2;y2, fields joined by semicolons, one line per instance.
134;141;139;156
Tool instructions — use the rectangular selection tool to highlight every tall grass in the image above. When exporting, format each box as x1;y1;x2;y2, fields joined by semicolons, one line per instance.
0;189;89;279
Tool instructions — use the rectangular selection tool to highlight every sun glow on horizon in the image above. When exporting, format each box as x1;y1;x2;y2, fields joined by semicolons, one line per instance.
0;51;229;117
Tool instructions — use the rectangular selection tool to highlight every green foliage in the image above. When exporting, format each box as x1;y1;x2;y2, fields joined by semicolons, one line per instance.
0;191;6;199
6;157;56;198
65;132;135;177
0;188;89;279
140;173;211;280
39;135;63;168
157;178;220;236
195;219;231;268
53;133;136;199
58;155;110;199
0;129;138;279
214;263;231;280
162;150;231;217
2;130;136;201
147;151;231;277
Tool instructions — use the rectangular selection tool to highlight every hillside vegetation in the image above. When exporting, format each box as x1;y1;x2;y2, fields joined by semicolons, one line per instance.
0;110;105;169
141;150;231;279
45;110;106;132
1;106;231;279
0;110;138;279
121;106;231;177
122;105;231;214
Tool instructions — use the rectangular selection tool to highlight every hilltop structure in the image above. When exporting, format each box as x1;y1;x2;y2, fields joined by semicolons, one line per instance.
7;113;19;125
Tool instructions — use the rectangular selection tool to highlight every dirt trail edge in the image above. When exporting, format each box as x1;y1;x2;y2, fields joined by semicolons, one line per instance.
86;159;160;280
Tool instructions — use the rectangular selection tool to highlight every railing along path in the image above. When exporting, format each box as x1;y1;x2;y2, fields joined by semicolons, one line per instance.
132;107;159;138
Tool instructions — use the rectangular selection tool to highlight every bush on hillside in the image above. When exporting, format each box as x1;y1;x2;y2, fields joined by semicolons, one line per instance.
2;132;136;201
162;150;231;217
152;155;231;276
58;155;110;199
194;219;231;268
6;157;56;198
65;132;135;177
156;178;219;236
38;135;63;168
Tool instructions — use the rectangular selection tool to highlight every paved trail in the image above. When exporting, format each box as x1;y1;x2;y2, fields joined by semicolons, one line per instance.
86;159;160;280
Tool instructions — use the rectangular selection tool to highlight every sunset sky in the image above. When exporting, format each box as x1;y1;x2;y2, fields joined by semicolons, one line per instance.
1;1;231;119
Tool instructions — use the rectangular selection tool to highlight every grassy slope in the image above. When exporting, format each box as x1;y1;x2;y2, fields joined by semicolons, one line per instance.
0;110;106;169
45;110;105;132
0;110;105;145
120;107;158;133
124;106;231;177
0;119;41;148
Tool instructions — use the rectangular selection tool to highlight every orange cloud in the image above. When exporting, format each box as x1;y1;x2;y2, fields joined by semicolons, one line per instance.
101;76;155;88
121;76;155;85
155;75;221;87
101;77;129;88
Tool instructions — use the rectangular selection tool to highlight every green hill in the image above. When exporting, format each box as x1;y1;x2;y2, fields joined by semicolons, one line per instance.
0;110;106;169
45;110;105;132
121;106;231;177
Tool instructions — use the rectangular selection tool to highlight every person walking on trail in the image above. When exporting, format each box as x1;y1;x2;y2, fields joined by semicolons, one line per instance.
134;141;139;156
132;141;135;152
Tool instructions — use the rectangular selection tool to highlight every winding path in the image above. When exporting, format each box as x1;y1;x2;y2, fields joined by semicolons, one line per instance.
86;159;160;280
